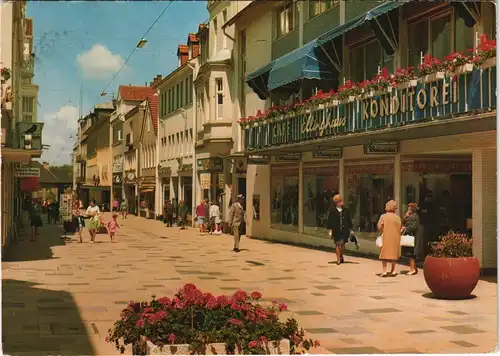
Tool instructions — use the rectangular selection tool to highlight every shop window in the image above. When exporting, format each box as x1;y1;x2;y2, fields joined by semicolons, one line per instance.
344;163;394;235
309;0;337;19
276;0;299;38
455;14;474;54
303;164;339;237
271;166;299;230
349;40;393;83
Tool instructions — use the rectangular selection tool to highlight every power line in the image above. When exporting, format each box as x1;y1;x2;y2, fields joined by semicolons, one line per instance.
91;1;173;109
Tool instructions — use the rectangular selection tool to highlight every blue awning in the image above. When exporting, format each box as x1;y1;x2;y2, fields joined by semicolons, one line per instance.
267;39;337;91
245;60;276;100
317;0;409;55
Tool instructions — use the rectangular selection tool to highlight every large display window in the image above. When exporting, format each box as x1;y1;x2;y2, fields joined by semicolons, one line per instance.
401;159;472;258
344;163;394;236
271;165;299;231
303;163;339;238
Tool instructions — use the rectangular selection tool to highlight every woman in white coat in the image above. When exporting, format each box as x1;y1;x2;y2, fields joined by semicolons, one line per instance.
209;201;222;234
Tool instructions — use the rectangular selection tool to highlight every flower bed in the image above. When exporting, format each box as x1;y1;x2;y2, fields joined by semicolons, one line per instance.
237;35;496;128
107;284;320;355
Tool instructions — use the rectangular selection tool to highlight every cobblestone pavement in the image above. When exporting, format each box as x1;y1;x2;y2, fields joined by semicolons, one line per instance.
2;213;498;355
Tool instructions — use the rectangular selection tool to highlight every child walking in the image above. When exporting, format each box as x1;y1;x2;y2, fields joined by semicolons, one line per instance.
107;212;120;243
74;210;86;243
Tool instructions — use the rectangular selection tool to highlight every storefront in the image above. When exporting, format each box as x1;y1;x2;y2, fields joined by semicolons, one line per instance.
112;173;123;202
139;176;155;219
124;170;137;215
243;64;497;273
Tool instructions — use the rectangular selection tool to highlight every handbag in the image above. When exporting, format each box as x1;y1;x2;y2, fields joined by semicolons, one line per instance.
376;236;383;248
400;235;415;247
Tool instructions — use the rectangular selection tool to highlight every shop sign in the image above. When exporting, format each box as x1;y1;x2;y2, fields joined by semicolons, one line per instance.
15;167;40;177
112;161;123;173
364;141;398;155
244;68;496;151
218;173;225;189
276;153;300;162
402;160;472;173
200;173;211;189
313;147;342;159
59;193;73;221
113;174;122;185
248;156;270;165
197;157;223;172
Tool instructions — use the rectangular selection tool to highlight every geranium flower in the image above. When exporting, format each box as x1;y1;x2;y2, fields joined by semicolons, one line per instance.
136;319;145;327
260;336;268;344
232;290;248;301
248;340;259;348
158;297;171;307
168;333;177;344
251;291;262;300
229;318;243;326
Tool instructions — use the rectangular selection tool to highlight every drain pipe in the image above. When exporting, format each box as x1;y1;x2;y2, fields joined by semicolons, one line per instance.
186;61;197;227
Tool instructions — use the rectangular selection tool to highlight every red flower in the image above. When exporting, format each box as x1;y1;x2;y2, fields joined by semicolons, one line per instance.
205;296;218;309
232;290;248;301
168;333;176;344
260;336;268;344
251;291;262;300
158;297;171;307
216;295;229;307
279;302;288;311
136;319;145;327
230;318;243;326
248;340;259;348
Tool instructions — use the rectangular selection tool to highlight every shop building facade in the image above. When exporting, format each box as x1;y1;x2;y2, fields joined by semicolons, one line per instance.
227;1;497;273
154;37;197;217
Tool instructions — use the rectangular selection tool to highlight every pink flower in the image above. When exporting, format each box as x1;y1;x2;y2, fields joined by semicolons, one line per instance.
251;291;262;300
158;297;171;307
232;290;248;301
136;319;145;327
205;296;218;309
248;340;259;348
168;333;176;344
216;295;229;307
230;318;243;326
279;302;288;311
260;336;268;344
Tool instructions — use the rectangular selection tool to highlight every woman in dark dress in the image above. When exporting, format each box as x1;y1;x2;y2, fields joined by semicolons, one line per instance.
30;199;43;241
326;194;353;265
401;202;420;275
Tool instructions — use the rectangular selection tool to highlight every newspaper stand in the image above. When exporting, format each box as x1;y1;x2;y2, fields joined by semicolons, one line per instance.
60;193;76;238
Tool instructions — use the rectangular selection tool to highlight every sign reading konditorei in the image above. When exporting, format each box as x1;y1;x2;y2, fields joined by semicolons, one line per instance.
248;156;270;165
364;141;399;155
244;67;496;152
313;147;343;159
276;153;301;162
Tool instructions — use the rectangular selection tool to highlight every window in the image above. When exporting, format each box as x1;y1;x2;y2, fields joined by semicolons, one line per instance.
309;0;336;19
176;83;180;109
350;40;393;82
276;0;299;38
408;11;471;68
271;166;299;230
118;129;123;141
180;81;184;107
22;96;34;121
215;78;223;118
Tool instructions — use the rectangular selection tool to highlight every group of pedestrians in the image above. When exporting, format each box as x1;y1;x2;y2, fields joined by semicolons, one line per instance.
73;199;120;243
163;199;189;229
194;199;223;235
326;194;420;276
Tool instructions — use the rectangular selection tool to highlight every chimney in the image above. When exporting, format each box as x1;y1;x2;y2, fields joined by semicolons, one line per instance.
156;74;162;81
43;161;49;170
177;45;189;67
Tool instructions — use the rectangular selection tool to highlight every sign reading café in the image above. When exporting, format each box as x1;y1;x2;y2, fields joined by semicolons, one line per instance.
244;69;496;151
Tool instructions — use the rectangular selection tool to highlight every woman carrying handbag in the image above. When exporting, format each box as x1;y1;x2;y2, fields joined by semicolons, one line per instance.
401;203;420;275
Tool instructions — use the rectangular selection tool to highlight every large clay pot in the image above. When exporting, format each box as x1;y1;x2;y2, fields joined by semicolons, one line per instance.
423;256;480;299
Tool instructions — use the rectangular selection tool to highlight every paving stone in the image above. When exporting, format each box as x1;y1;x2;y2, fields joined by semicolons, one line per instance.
406;330;435;334
306;328;338;334
441;325;484;334
314;285;339;291
327;347;384;354
360;308;401;314
294;310;323;316
450;340;478;347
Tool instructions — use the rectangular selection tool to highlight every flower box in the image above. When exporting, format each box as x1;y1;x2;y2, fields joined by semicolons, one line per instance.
421;71;445;83
396;79;418;90
331;99;339;106
142;338;291;355
348;95;356;102
316;103;325;110
453;63;474;75
479;57;496;70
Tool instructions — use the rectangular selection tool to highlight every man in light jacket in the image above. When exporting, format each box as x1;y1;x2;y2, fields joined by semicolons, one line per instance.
228;194;245;253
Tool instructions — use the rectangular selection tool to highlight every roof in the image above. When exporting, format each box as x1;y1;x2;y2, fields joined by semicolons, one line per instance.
118;85;156;101
146;94;159;133
32;161;73;184
177;44;189;56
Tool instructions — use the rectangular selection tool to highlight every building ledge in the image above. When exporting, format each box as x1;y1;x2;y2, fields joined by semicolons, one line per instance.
1;148;42;163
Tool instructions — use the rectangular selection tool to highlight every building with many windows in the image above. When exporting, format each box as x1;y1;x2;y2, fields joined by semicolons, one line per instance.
154;36;196;216
225;0;497;273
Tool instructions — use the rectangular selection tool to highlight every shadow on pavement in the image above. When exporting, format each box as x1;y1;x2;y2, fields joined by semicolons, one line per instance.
3;216;72;262
2;279;95;355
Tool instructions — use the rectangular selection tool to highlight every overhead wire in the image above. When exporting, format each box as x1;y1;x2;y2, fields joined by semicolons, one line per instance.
91;0;173;109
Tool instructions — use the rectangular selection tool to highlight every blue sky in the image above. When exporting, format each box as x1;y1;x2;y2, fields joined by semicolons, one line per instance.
27;1;208;164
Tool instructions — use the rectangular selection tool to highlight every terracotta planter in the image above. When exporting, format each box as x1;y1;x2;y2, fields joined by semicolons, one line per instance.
479;57;496;70
142;338;290;355
423;256;480;300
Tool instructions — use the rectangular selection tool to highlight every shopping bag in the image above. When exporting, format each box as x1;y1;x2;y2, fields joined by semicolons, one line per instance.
376;236;383;248
400;235;415;247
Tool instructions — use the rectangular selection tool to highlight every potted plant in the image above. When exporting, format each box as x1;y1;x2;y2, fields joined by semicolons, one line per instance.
423;231;479;300
1;67;11;84
393;66;418;89
443;52;473;76
238;117;248;128
472;34;496;70
357;80;375;98
418;54;446;83
108;284;320;355
337;80;361;102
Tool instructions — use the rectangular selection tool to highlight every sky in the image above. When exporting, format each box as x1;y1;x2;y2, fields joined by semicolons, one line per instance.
27;1;208;165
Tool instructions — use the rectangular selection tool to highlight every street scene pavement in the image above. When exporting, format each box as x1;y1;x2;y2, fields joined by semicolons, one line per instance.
2;213;498;355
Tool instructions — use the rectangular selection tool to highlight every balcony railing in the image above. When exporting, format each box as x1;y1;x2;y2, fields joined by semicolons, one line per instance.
243;63;497;151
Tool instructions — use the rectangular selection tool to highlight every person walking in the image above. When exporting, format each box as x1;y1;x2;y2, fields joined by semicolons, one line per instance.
106;212;120;243
73;210;86;243
112;198;119;213
120;199;128;219
195;200;207;235
178;199;188;229
85;199;100;244
164;200;174;227
401;202;420;275
228;194;245;253
209;200;222;234
29;199;43;241
377;200;402;277
204;199;210;232
326;194;353;265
